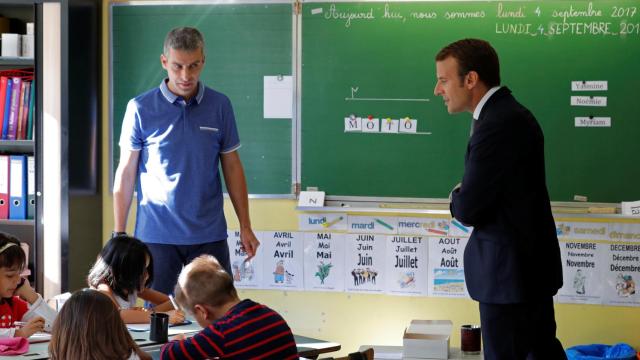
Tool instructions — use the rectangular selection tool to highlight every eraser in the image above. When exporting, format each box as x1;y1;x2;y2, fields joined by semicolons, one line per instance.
573;195;588;202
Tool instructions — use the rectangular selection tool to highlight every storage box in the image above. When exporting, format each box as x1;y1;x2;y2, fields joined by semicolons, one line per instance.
1;33;21;57
407;320;453;336
403;320;452;359
21;34;33;58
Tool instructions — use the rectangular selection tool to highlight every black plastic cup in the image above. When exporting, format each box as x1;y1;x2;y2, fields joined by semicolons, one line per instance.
149;313;169;343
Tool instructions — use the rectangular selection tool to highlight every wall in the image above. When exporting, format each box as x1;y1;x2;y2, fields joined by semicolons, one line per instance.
100;0;639;356
68;195;103;291
67;0;103;292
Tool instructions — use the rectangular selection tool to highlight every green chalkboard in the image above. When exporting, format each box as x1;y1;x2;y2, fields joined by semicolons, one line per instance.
112;4;293;195
301;1;640;202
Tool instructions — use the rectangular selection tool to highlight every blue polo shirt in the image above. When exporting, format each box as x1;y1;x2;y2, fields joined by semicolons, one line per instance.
119;80;241;245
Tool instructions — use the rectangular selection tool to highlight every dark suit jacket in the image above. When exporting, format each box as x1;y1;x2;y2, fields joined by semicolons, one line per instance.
450;87;563;304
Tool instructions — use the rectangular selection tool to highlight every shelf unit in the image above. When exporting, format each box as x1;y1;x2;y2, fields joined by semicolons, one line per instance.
0;1;40;291
0;0;69;298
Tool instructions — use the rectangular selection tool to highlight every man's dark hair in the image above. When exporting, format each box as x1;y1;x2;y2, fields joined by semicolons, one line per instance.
435;39;500;88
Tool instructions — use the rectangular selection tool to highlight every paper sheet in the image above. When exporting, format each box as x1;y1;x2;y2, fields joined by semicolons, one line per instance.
29;332;51;343
263;75;293;119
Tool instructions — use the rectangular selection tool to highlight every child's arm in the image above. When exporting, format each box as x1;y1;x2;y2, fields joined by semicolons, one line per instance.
120;308;184;325
140;289;187;324
94;285;184;324
15;278;57;331
14;317;45;338
138;288;170;309
138;289;184;317
136;349;152;360
94;284;152;324
119;308;152;324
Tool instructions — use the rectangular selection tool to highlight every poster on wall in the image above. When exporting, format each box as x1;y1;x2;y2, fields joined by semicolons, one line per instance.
298;213;347;231
227;230;264;289
602;243;640;307
344;234;386;293
303;232;345;292
608;223;640;243
448;219;473;237
427;236;469;298
347;216;398;235
384;235;428;296
557;240;604;304
554;221;608;241
396;217;451;237
260;231;304;291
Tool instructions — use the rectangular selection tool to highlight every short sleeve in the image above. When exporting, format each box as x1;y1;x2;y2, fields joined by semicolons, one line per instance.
119;99;143;151
220;96;241;154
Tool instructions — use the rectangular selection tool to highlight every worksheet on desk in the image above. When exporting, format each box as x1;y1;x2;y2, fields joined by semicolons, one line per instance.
127;320;197;335
29;332;51;343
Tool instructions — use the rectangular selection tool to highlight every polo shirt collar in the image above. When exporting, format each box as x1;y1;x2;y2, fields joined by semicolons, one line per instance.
159;79;205;104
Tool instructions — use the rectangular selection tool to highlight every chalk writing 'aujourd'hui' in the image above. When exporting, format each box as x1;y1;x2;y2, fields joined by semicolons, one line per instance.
324;4;374;28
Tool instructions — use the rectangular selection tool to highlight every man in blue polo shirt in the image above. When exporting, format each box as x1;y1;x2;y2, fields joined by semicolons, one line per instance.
112;27;259;294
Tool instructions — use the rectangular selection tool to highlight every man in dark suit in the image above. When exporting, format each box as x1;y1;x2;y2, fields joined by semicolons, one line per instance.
434;39;566;360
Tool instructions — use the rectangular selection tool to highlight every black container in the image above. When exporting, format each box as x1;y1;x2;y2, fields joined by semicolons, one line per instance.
149;313;169;343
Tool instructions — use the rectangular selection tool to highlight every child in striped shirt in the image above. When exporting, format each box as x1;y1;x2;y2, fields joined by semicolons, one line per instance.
160;255;299;360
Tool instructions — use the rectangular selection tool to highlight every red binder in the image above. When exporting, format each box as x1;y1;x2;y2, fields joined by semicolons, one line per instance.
0;155;9;219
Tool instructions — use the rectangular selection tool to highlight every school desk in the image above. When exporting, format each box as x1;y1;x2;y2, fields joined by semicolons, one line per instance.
0;331;341;359
142;334;341;359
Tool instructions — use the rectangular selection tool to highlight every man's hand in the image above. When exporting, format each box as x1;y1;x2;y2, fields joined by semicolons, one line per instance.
240;228;260;261
15;316;45;338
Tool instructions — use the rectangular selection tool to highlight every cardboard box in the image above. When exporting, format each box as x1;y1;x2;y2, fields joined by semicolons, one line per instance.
402;320;452;359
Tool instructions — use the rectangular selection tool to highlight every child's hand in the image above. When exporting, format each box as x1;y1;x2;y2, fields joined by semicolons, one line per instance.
14;278;38;304
14;316;45;338
166;309;185;325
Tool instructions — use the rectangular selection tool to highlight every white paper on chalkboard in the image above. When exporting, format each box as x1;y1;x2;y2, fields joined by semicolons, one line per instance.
264;75;293;119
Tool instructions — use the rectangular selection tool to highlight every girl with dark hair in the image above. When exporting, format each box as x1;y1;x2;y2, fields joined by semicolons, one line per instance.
49;289;151;360
87;235;184;324
0;232;56;338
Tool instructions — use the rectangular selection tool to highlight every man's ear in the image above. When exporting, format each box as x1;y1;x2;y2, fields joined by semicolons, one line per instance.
160;54;168;70
465;71;479;89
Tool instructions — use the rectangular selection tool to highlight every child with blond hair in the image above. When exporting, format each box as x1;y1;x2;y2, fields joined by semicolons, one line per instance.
161;255;298;359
